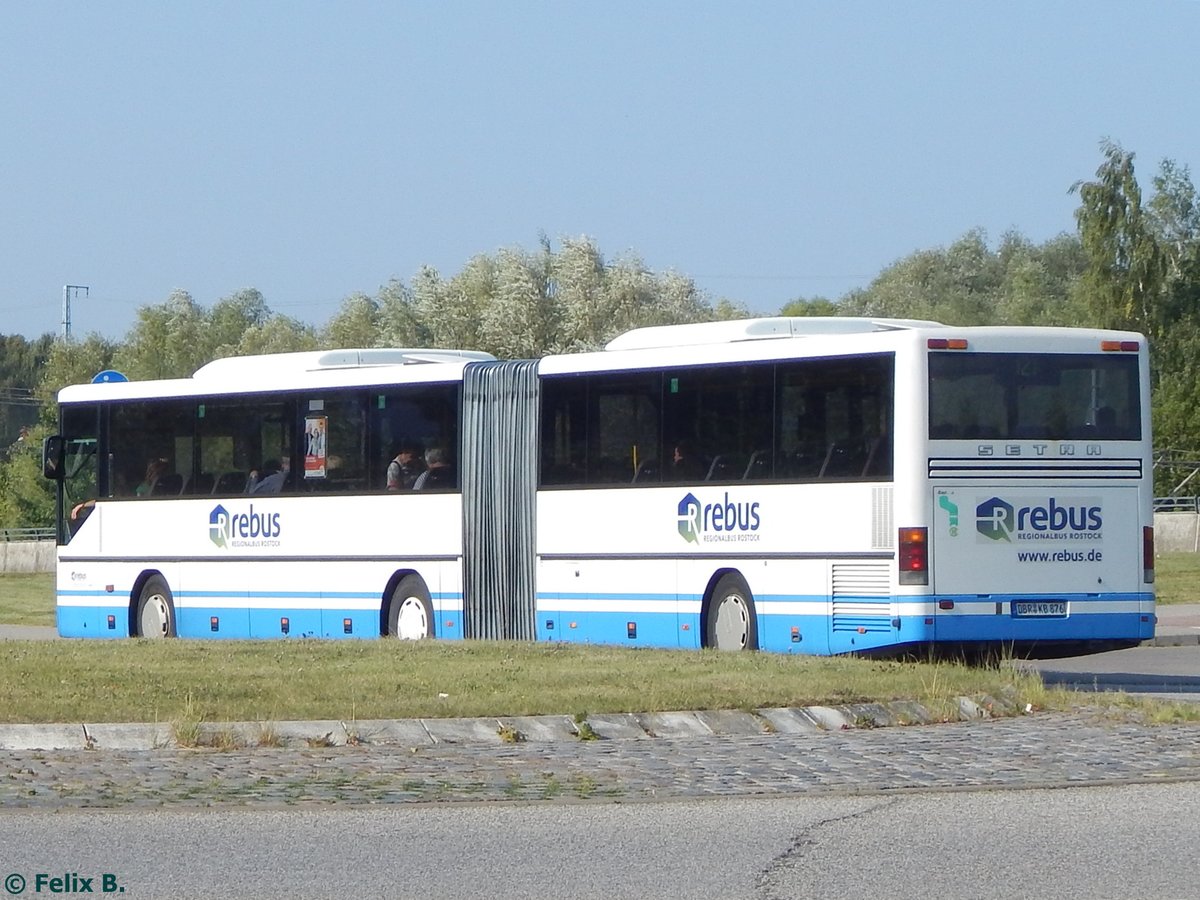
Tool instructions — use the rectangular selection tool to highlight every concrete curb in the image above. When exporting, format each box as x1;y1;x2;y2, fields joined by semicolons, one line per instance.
1144;634;1200;647
0;696;1020;752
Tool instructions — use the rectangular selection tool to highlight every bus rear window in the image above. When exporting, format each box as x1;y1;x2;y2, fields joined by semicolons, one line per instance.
928;353;1140;441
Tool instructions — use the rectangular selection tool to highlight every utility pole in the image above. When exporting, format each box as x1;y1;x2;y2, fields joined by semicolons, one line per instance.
62;284;89;341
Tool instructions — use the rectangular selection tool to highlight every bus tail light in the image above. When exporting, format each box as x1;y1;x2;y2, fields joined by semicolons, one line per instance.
1101;340;1140;352
927;338;968;350
898;527;928;585
1144;526;1155;584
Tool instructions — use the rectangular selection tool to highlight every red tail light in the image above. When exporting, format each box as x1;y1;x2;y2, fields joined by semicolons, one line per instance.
899;526;928;585
1144;525;1155;584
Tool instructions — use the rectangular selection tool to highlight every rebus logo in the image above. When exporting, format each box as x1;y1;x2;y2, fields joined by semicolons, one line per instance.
677;492;761;544
976;496;1102;543
208;503;282;549
976;497;1015;542
209;504;230;548
678;493;701;543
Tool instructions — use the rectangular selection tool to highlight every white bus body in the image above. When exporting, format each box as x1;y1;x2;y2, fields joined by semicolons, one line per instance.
47;320;1155;652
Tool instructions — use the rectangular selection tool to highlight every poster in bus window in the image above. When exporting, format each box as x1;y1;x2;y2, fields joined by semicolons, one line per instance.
304;415;327;479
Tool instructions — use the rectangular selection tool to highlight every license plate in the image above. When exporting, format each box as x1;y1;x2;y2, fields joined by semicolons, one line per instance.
1013;601;1067;618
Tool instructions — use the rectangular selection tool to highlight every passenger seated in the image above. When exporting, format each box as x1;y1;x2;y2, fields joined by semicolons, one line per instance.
136;458;169;496
249;458;291;494
670;440;707;482
386;442;425;491
413;448;455;490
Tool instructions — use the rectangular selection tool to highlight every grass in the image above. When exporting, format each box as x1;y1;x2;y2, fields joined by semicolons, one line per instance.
0;555;1194;726
0;572;54;625
1152;553;1200;605
0;636;1064;725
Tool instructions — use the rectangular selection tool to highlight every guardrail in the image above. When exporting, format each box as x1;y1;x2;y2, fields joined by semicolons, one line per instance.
1154;497;1200;513
0;527;54;542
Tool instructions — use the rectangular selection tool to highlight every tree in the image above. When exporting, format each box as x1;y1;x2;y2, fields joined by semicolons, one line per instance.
780;297;840;317
322;292;383;349
111;290;209;380
1070;140;1166;338
840;231;1006;324
411;264;487;352
993;232;1088;326
236;315;319;356
712;296;751;320
205;289;271;358
478;247;558;358
39;334;118;410
0;333;54;447
551;236;609;351
376;279;430;348
0;422;55;528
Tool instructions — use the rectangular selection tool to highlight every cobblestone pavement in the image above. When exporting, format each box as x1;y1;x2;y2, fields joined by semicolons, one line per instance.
3;711;1199;809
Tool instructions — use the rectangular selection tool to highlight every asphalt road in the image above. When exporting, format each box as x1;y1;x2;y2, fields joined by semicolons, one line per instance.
1023;644;1200;697
1017;602;1200;699
3;612;1200;899
1;783;1197;899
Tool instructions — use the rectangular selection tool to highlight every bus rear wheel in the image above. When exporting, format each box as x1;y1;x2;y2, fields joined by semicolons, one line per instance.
386;575;434;640
706;573;758;651
135;575;176;638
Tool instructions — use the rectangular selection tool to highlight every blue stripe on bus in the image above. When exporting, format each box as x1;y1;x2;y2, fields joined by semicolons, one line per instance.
56;590;1151;648
181;590;464;601
57;603;130;638
58;589;464;600
546;591;694;602
536;592;1152;654
57;597;466;640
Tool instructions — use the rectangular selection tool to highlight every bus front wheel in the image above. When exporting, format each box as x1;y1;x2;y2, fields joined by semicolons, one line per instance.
386;575;434;640
705;573;758;651
134;575;176;638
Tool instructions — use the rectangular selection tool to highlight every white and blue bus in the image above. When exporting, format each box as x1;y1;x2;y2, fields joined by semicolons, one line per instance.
44;317;1156;653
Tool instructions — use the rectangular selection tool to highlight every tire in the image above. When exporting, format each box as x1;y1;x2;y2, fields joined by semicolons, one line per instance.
705;573;758;651
386;575;434;640
134;574;176;638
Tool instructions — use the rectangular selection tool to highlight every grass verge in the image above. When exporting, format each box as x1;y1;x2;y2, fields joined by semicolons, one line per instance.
0;558;1196;726
0;572;54;625
1152;552;1200;605
0;637;1078;725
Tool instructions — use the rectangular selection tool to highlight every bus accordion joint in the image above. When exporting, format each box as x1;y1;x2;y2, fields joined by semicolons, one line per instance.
898;526;928;585
927;338;968;350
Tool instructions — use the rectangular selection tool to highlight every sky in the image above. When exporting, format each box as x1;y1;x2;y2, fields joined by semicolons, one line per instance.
2;1;1198;341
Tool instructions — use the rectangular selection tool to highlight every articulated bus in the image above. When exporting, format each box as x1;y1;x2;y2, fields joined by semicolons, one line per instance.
44;317;1156;653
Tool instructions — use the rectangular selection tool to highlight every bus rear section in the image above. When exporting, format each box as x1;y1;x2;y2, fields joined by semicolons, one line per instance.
928;484;1152;646
921;332;1155;649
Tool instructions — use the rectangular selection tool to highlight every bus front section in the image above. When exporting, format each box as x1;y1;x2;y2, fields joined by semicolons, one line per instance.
921;332;1154;652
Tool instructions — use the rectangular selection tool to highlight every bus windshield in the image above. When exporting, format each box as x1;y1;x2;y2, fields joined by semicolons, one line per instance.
928;352;1140;441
